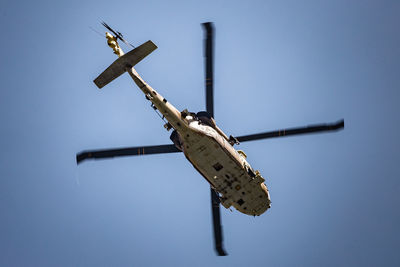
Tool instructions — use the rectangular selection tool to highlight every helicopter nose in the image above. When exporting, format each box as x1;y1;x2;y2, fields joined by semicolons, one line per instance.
261;183;271;210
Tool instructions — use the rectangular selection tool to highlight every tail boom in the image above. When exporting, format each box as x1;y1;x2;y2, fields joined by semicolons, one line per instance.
93;40;184;131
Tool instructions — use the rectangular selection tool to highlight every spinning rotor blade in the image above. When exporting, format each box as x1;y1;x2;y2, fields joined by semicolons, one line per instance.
236;120;344;143
211;188;227;256
101;21;135;48
76;144;180;164
203;22;227;256
203;22;214;118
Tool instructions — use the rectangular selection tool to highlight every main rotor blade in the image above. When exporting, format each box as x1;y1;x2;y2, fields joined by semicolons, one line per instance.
202;22;214;118
76;144;180;164
236;119;344;143
210;188;227;256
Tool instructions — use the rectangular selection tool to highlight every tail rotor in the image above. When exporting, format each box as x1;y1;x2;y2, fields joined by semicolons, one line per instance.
101;21;136;49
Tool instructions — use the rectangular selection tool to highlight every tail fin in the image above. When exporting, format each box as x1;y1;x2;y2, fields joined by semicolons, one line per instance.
94;40;157;89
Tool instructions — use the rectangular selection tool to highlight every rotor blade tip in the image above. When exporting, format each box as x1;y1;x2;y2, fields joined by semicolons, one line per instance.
76;153;86;164
336;119;345;129
216;247;228;256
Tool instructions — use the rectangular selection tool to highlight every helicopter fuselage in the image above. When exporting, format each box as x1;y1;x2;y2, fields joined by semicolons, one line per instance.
83;24;344;255
127;67;271;216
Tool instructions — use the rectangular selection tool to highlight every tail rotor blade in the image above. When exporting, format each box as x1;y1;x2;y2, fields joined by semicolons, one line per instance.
101;21;119;37
119;37;135;49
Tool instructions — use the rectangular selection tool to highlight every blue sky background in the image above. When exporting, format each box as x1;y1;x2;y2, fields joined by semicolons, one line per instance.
1;0;399;266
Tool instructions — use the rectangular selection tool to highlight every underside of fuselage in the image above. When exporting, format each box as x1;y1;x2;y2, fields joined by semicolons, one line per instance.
172;114;271;216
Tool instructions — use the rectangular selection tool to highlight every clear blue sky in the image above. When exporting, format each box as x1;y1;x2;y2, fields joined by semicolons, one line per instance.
1;0;399;266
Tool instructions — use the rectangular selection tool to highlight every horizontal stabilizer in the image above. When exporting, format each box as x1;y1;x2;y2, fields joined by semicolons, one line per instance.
94;40;157;88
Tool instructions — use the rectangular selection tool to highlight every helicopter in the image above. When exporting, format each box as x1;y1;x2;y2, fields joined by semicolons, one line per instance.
77;22;344;256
